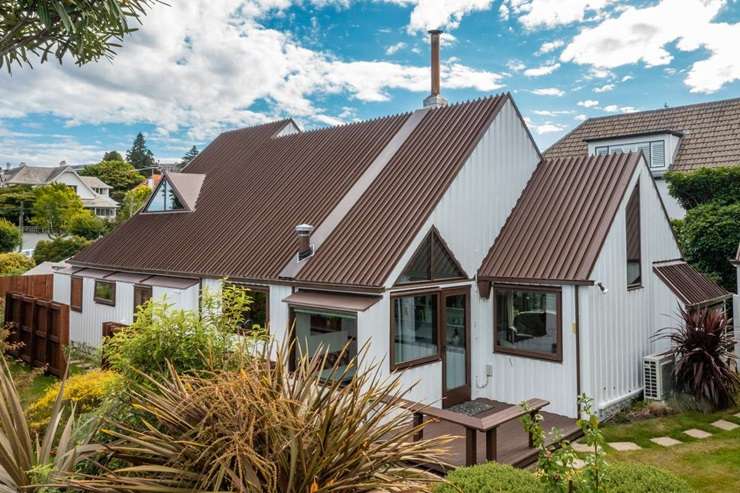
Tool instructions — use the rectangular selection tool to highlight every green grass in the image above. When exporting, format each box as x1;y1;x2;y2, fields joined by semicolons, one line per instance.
6;358;59;405
595;402;740;492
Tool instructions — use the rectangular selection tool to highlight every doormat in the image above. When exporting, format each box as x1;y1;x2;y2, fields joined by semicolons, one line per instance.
448;400;496;417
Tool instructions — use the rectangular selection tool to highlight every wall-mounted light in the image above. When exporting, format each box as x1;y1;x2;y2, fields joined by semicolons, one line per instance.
596;281;608;294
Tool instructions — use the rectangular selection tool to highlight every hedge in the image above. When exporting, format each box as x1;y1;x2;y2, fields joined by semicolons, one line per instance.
665;166;740;209
602;462;692;493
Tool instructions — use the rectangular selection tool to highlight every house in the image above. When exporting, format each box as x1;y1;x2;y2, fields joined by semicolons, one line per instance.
544;98;740;219
51;36;729;421
1;164;119;219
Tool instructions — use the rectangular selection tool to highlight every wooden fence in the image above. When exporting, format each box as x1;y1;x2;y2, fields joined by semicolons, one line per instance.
4;293;69;376
0;274;53;301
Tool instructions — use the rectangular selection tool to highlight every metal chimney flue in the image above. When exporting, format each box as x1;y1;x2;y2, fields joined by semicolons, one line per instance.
423;29;447;109
295;223;314;260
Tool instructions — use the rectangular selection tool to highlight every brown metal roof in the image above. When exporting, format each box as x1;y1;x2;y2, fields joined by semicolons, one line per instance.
653;260;730;307
72;116;411;283
545;97;740;172
283;290;381;312
294;95;509;288
477;153;642;284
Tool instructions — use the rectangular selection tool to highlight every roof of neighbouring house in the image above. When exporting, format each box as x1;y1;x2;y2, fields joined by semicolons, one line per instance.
544;97;740;172
477;153;642;285
653;260;731;307
70;95;511;288
80;176;112;189
2;164;69;185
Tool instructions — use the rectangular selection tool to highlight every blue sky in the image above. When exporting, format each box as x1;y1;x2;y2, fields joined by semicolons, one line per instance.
1;0;739;165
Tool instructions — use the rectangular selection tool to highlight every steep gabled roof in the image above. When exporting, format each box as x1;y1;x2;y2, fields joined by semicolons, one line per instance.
653;260;730;307
545;97;740;172
80;176;111;189
477;153;642;284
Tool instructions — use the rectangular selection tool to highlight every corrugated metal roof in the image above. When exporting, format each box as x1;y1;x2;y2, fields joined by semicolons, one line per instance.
544;97;740;172
653;260;730;306
477;153;642;284
295;95;508;288
72;116;410;283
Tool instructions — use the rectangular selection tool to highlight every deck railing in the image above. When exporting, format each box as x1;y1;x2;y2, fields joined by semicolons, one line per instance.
399;398;549;466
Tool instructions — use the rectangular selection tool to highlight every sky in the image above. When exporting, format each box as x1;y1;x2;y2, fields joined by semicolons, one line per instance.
1;0;739;166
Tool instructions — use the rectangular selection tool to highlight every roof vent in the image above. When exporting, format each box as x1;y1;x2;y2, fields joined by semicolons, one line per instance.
295;223;314;261
423;29;448;109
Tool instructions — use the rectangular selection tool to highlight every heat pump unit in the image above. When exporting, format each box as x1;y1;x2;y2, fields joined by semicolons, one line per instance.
643;353;674;401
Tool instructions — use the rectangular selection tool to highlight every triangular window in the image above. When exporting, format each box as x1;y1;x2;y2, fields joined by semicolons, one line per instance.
145;178;184;212
396;229;466;284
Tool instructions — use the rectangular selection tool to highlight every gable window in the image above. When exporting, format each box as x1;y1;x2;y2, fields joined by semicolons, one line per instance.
70;276;83;312
396;229;465;285
94;280;116;306
626;184;642;288
146;179;184;212
593;140;666;170
133;285;152;318
494;285;562;362
224;283;269;335
391;293;439;369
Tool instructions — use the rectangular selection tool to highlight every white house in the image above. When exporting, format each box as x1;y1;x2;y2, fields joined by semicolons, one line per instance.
1;164;118;219
545;97;740;219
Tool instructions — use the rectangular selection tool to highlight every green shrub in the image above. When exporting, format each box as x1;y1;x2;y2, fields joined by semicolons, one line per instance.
68;212;107;240
0;218;21;252
435;462;542;493
0;252;35;275
602;462;692;493
665;166;740;209
32;235;91;263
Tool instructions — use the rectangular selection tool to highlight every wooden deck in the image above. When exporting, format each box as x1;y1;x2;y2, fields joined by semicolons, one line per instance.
417;398;581;469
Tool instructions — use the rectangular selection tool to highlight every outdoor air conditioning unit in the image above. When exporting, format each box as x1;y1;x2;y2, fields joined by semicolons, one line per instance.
643;352;674;401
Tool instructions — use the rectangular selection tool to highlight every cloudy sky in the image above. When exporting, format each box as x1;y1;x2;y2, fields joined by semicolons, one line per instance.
1;0;739;165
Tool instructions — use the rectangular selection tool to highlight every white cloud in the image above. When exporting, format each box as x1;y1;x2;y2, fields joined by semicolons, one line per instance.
586;67;613;79
621;75;634;82
506;59;526;72
385;0;494;33
560;0;740;93
531;87;565;96
577;99;599;108
499;3;510;21
385;42;406;55
593;83;614;93
0;1;505;143
531;122;566;134
504;0;614;29
0;124;108;165
537;39;564;55
523;62;561;77
602;104;637;113
533;109;573;116
575;114;588;121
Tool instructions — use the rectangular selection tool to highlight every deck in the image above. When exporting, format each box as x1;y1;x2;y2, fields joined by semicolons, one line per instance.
412;398;581;469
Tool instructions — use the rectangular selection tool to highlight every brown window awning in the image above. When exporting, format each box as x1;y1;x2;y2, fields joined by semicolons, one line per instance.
140;276;199;289
283;291;381;312
74;268;115;279
105;272;152;283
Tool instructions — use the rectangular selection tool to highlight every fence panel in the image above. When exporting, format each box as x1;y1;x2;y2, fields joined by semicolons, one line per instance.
0;274;53;301
4;293;69;376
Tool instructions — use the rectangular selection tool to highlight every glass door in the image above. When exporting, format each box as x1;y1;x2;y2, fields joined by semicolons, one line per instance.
442;289;470;407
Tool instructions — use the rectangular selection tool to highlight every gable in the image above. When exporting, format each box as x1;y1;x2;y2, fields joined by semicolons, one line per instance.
396;228;466;285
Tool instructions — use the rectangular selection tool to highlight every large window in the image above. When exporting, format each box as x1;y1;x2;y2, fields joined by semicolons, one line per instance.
293;308;357;381
626;184;642;288
70;276;83;312
494;285;562;362
145;179;184;212
94;280;116;306
391;293;439;369
594;140;666;169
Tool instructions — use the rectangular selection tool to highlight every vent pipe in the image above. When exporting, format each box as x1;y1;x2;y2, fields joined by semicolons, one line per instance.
423;29;447;109
295;223;314;260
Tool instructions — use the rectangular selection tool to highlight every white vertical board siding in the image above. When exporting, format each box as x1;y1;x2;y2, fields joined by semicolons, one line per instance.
269;284;293;349
53;273;70;305
153;284;199;312
71;278;135;347
655;179;685;219
583;164;682;412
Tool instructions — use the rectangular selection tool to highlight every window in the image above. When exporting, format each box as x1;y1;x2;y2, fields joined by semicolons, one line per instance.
626;184;642;288
133;285;152;318
593;140;667;170
145;179;184;212
494;285;562;362
293;308;357;381
391;293;439;369
70;276;83;312
94;280;116;305
224;283;269;334
396;229;465;285
594;146;608;155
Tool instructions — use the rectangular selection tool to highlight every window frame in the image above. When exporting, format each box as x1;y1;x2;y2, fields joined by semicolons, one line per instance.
389;289;443;371
394;227;467;287
594;140;667;170
625;184;642;290
224;282;270;334
70;276;83;312
142;178;188;214
93;280;116;306
133;284;153;317
492;283;563;363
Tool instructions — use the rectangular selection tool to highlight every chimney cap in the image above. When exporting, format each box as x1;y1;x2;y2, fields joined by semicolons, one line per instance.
428;28;443;34
295;223;314;235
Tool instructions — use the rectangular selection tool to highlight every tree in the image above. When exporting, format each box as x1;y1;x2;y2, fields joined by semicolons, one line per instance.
31;183;85;238
181;145;199;166
126;132;155;170
79;159;145;202
68;211;107;240
0;185;35;224
102;150;124;161
0;251;34;275
118;184;151;221
0;218;20;252
665;166;740;209
33;236;91;263
0;1;159;73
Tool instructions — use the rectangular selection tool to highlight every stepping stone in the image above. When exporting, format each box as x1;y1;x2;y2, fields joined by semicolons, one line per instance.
711;419;739;431
684;428;712;439
572;458;587;470
650;436;682;447
607;441;641;452
572;442;601;453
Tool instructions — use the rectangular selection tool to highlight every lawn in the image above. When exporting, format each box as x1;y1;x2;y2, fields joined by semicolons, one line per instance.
595;403;740;492
6;358;59;405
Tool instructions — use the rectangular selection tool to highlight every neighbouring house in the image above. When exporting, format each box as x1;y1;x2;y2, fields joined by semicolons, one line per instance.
51;38;729;422
1;163;119;219
544;97;740;219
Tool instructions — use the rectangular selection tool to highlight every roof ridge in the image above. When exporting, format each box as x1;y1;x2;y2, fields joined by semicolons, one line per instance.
273;110;414;139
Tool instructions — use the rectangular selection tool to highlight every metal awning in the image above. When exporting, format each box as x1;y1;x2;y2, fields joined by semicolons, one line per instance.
74;268;115;279
140;276;199;289
105;272;152;283
283;290;381;312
